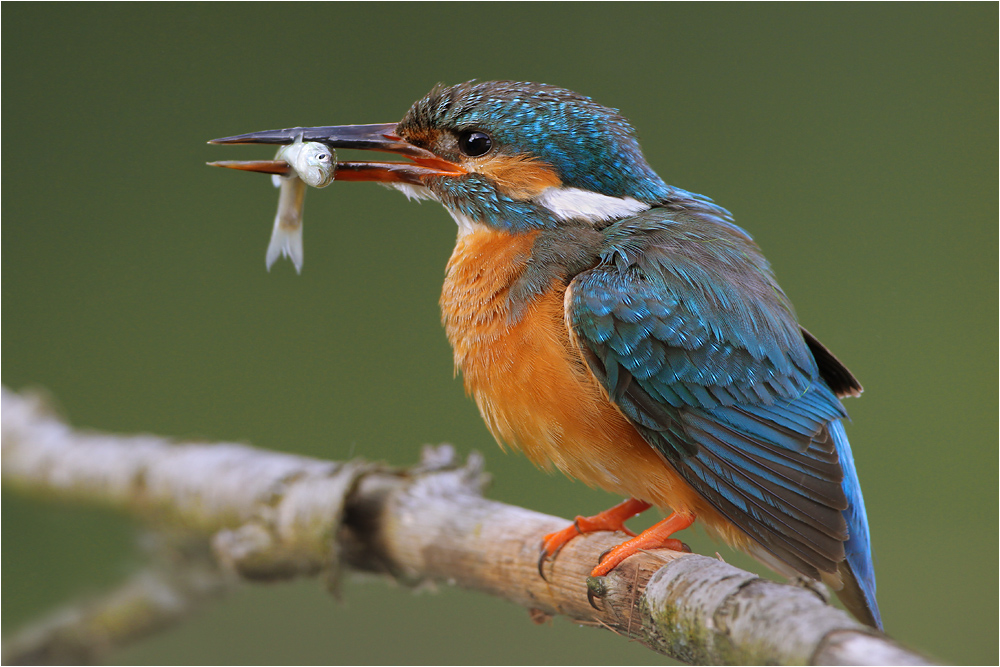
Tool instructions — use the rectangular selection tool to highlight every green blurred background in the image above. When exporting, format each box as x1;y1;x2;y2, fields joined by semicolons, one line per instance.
3;3;996;664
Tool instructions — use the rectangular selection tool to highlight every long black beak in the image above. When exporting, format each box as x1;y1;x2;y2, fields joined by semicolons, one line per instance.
208;122;464;184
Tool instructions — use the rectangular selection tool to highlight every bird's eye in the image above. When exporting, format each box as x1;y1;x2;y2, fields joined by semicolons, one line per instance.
458;130;492;157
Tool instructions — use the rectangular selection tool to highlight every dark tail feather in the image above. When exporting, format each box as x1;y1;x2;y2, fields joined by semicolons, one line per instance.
838;558;883;630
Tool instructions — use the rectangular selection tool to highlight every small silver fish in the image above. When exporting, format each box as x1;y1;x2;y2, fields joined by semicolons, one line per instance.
266;137;336;272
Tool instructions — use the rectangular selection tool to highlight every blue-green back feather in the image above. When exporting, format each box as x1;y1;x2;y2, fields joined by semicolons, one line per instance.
568;204;881;627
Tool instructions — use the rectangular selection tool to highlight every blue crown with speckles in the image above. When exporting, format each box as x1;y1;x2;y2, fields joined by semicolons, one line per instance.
400;81;672;203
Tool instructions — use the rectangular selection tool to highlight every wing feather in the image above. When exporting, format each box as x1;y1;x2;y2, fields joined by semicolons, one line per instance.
568;208;853;576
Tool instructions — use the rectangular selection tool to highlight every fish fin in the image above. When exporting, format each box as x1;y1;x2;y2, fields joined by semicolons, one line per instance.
265;224;303;273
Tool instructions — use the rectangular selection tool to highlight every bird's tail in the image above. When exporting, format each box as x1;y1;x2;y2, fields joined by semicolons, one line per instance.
829;419;882;630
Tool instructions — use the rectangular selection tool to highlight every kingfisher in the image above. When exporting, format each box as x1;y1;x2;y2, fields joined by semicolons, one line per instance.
210;80;882;629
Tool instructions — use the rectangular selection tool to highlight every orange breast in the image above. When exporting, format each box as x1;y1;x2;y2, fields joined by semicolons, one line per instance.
439;228;736;533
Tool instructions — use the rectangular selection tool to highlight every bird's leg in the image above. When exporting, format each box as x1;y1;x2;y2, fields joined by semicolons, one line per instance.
538;499;652;577
590;511;695;576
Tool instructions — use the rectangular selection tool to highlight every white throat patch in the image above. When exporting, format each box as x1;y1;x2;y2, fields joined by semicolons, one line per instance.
389;183;488;237
390;183;646;237
533;186;649;224
446;209;490;237
389;182;436;203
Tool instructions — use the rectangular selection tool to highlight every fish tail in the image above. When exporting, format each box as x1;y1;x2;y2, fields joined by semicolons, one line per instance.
266;224;304;273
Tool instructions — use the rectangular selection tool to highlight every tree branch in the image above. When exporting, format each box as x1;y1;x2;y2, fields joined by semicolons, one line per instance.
1;387;930;665
2;535;235;664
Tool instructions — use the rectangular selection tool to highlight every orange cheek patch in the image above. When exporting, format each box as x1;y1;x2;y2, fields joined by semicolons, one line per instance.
474;154;562;199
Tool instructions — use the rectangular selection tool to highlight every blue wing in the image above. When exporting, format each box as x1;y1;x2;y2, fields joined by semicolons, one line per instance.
568;205;880;627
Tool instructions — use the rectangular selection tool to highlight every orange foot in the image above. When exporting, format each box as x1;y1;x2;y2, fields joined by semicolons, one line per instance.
538;498;652;579
590;511;696;576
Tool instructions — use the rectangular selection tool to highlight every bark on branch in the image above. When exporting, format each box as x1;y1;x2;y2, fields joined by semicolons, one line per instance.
1;387;930;665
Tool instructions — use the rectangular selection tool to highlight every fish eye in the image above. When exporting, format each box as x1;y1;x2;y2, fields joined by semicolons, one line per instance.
458;130;492;157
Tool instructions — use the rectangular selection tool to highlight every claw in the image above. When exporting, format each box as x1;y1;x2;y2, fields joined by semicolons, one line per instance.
538;521;584;581
536;499;653;581
586;576;607;610
537;545;551;581
589;512;695;577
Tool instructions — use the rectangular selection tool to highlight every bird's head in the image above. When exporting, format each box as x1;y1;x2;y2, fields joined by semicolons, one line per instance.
211;81;673;234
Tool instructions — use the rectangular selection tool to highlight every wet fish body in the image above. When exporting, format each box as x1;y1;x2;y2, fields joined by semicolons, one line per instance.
266;139;336;272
